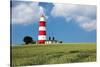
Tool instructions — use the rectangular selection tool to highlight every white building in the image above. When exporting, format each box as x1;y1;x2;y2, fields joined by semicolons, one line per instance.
45;40;58;44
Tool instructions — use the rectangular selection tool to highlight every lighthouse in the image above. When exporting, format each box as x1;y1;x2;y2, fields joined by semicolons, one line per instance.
38;14;46;44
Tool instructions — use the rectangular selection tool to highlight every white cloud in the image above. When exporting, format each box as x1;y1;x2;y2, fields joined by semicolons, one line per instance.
12;2;45;24
79;20;96;31
51;3;96;31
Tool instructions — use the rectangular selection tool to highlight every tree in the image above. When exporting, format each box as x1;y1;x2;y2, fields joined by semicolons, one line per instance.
23;36;33;44
49;36;51;40
59;41;62;43
52;37;55;40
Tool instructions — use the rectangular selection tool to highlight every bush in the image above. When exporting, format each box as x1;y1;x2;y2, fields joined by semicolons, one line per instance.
23;36;33;44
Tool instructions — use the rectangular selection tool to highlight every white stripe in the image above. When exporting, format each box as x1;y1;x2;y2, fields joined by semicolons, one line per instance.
38;35;46;40
39;26;46;31
40;17;45;21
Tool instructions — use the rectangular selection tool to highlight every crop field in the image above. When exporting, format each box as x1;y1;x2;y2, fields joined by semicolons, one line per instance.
11;43;96;66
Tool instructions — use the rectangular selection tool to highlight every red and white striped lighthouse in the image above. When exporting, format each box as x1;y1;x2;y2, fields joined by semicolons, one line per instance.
38;14;46;44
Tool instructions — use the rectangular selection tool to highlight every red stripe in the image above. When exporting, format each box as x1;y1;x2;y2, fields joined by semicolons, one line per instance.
39;31;46;35
38;40;45;44
39;21;46;26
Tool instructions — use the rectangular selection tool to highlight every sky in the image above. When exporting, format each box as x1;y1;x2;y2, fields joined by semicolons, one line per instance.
11;1;96;44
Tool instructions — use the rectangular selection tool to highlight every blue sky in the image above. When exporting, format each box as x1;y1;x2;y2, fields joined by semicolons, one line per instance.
11;1;96;44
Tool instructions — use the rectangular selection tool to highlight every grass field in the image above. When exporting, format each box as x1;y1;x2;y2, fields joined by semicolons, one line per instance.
11;43;96;66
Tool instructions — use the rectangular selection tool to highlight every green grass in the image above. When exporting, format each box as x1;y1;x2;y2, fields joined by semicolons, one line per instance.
11;43;96;66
